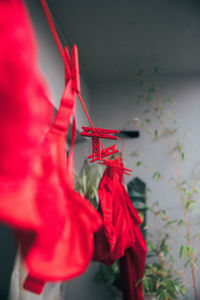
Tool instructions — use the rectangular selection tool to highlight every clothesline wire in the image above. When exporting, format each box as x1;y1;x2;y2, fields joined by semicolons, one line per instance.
39;0;105;151
39;0;70;76
77;93;94;128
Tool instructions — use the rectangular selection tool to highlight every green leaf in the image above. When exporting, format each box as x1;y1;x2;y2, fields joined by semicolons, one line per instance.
146;95;153;102
136;67;144;77
179;245;184;258
92;186;99;205
192;187;199;194
166;97;173;103
147;240;156;252
169;253;176;264
148;86;156;93
181;152;185;161
153;172;161;181
154;129;158;139
145;118;151;124
130;151;139;157
165;219;178;227
183;245;188;258
136;94;144;103
139;79;146;86
187;245;194;255
177;219;184;226
184;258;190;269
154;66;159;73
136;161;142;167
82;172;87;194
185;200;196;210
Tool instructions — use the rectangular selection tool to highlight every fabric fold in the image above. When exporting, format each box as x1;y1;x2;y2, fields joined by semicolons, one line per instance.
93;158;147;300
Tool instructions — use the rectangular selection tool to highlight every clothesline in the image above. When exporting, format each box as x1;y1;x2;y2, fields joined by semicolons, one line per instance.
39;0;70;75
39;0;106;151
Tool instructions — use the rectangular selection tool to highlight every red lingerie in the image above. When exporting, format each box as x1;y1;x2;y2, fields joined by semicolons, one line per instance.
93;157;147;300
0;0;102;294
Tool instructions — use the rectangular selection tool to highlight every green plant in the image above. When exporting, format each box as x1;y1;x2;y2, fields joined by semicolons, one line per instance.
94;200;186;299
141;230;186;300
130;67;200;299
143;262;185;300
75;159;103;207
95;262;121;289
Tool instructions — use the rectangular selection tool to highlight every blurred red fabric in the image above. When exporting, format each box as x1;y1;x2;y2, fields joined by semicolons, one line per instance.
93;159;147;300
0;0;102;294
0;0;53;229
23;78;102;293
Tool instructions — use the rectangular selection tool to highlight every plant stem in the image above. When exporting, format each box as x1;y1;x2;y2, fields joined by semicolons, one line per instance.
154;88;199;300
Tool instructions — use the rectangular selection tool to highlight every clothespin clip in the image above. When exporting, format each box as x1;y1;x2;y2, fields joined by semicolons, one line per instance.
53;45;80;132
63;45;80;94
71;45;80;93
98;157;132;176
88;144;119;163
81;127;119;139
81;127;119;162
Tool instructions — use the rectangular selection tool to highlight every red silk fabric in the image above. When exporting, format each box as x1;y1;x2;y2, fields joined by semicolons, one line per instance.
0;0;102;294
23;65;102;293
93;163;147;300
0;0;53;229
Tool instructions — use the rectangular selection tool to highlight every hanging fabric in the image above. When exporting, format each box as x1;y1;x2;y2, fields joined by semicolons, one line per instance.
0;0;102;294
93;157;147;300
22;45;102;294
0;0;53;230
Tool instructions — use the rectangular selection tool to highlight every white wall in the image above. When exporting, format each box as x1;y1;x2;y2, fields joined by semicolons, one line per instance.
90;74;200;298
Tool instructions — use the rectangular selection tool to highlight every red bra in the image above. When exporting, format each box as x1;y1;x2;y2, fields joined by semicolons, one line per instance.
0;0;102;294
23;68;102;293
0;0;53;230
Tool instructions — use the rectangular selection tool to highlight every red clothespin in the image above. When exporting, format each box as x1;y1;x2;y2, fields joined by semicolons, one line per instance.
81;127;119;163
81;127;119;140
91;135;101;162
88;144;119;163
98;158;132;176
53;45;80;132
71;45;80;94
